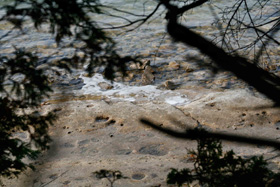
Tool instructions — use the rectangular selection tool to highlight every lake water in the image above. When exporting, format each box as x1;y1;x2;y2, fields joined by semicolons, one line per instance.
0;0;279;105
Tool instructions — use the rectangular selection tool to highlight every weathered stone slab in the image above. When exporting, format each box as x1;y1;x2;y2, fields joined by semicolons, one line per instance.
2;89;280;187
179;89;280;129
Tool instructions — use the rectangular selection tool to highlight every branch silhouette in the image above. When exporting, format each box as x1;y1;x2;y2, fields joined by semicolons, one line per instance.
161;0;280;104
140;118;280;150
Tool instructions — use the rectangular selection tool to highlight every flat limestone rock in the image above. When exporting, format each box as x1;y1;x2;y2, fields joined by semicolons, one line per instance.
179;89;280;129
1;100;197;187
3;89;280;187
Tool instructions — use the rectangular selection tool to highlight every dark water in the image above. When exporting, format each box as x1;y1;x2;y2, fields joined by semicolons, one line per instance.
1;0;278;63
0;0;279;101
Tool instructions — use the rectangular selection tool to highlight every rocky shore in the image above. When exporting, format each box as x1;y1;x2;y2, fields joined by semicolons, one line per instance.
2;85;280;186
1;3;280;185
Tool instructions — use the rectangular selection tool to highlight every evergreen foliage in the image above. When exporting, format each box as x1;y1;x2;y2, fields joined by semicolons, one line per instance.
0;0;133;178
0;49;55;177
94;169;128;187
167;131;280;187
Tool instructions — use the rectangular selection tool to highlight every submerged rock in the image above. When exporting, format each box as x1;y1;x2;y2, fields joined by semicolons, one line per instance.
168;61;180;70
97;82;113;90
69;78;83;86
141;61;155;85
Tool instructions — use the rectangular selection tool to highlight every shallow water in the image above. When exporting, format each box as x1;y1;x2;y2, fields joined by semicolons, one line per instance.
0;0;279;104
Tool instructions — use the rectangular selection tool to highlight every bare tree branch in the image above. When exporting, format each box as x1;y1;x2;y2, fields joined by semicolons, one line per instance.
100;2;162;32
140;119;280;150
161;0;280;104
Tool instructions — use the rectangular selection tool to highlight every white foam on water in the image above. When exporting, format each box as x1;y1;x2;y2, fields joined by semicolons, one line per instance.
78;74;190;105
165;96;189;105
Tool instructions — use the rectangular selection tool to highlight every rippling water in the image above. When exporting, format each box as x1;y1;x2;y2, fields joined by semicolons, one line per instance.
0;0;279;104
1;0;278;61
